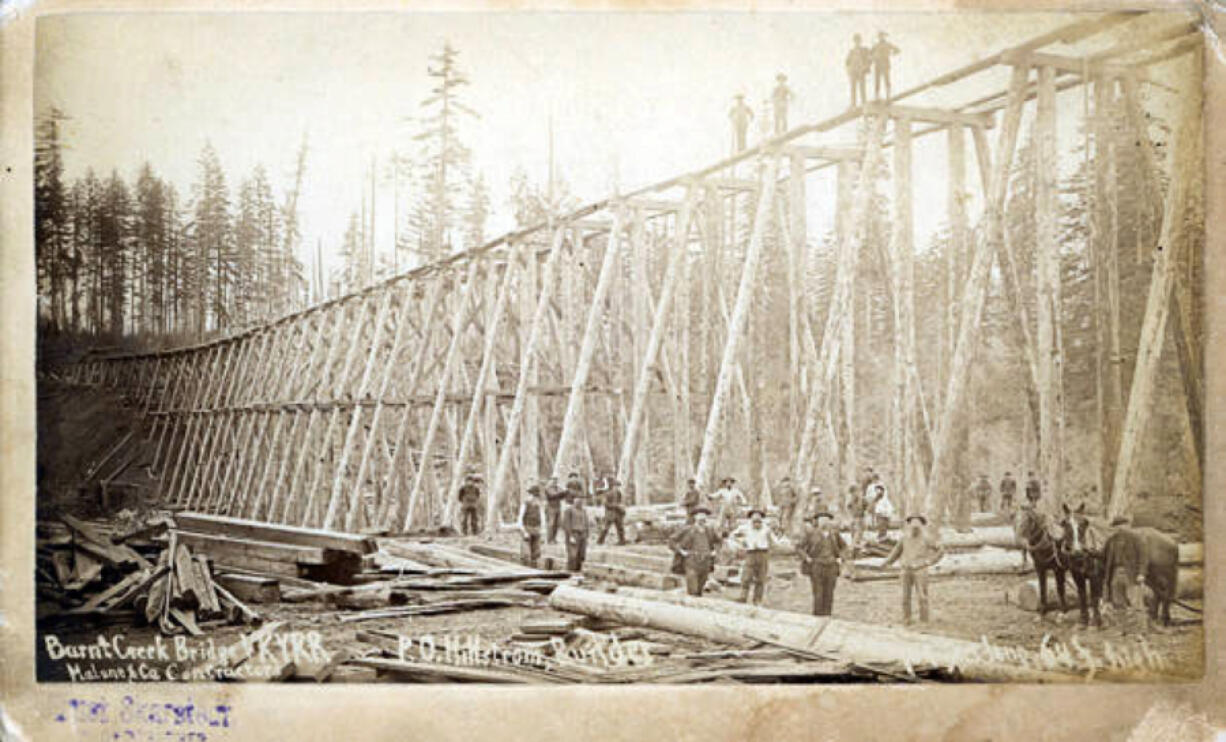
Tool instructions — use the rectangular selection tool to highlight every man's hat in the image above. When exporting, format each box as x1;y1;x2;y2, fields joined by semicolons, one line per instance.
878;30;888;37
810;487;822;494
735;93;745;99
687;477;696;484
568;471;580;477
813;511;833;521
728;477;737;483
747;509;766;519
781;475;791;481
1110;516;1130;527
905;514;928;525
527;485;541;495
694;506;712;516
776;73;787;81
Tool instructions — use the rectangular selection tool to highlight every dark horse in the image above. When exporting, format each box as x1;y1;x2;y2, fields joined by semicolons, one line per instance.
1059;503;1105;627
1102;525;1178;629
1013;505;1068;617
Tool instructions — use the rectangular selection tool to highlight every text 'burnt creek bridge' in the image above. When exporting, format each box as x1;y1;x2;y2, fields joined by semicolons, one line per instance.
62;12;1205;535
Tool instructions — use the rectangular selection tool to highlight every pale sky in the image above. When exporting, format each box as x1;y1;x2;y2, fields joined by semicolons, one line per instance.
35;11;1187;282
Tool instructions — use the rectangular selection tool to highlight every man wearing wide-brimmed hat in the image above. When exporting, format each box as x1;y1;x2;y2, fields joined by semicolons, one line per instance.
517;484;546;568
881;514;945;624
798;511;848;616
597;476;627;546
670;506;721;596
730;508;781;605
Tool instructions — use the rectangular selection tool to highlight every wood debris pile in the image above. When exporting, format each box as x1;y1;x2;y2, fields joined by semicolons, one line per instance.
36;513;260;634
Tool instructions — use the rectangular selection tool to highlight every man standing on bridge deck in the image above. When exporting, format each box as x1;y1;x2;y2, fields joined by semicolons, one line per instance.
999;471;1018;515
871;31;900;100
972;474;993;513
845;34;871;108
730;508;780;605
671;506;721;596
681;477;702;521
597;477;627;545
517;485;545;568
545;476;566;544
561;490;590;572
772;73;794;135
457;472;483;535
881;514;944;625
729;94;754;154
798;511;847;616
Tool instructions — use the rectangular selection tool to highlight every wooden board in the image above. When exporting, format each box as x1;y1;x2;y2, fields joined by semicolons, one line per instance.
173;529;330;565
214;573;282;604
174;512;377;555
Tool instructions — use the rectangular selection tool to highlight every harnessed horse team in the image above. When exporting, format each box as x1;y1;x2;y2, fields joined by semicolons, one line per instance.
1013;503;1180;630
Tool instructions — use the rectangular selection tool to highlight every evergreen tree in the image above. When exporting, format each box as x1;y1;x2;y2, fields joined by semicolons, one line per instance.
35;107;70;330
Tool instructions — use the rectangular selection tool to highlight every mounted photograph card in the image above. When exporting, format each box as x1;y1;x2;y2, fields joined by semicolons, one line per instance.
1;2;1222;740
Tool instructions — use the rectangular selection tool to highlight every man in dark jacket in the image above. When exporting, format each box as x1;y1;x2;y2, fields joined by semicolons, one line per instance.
517;485;546;568
999;471;1017;514
545;476;566;544
598;477;627;545
457;473;483;535
670;507;722;596
797;512;847;616
681;478;702;520
775;476;798;533
561;492;590;572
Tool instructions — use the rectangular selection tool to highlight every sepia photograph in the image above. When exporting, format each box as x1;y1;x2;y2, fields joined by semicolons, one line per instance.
24;6;1208;697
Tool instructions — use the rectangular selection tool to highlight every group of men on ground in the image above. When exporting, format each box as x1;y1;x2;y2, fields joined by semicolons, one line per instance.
728;31;902;155
512;471;628;573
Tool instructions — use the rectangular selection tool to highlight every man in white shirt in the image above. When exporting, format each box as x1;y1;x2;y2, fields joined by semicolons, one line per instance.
730;508;781;605
871;483;895;541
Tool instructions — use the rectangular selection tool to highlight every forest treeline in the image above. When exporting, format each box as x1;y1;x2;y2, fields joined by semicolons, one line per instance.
34;43;575;342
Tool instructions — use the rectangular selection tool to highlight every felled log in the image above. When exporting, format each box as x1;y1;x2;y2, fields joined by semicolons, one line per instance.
853;546;1028;579
173;512;376;555
583;563;681;590
613;587;818;627
520;617;576;635
1010;565;1203;613
337;598;519;624
549;584;1073;682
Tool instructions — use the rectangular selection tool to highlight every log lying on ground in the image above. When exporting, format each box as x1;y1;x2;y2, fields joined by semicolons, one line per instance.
174;512;376;555
615;587;819;627
471;542;739;583
549;584;1072;682
583;563;681;590
854;546;1029;580
1010;566;1203;612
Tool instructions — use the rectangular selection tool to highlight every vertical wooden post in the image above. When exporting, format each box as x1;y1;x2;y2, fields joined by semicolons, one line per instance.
1108;66;1200;519
485;226;568;529
442;247;517;530
837;157;858;489
924;63;1029;524
521;238;542;502
694;155;780;491
1035;64;1065;512
787;152;807;475
888;115;916;511
794;115;886;494
553;210;624;478
617;192;697;489
403;261;481;530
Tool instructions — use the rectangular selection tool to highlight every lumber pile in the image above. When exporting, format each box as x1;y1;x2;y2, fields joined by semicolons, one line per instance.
171;512;373;584
37;515;260;634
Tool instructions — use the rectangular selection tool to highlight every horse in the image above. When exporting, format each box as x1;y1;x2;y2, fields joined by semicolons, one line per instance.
1102;525;1178;629
1013;505;1068;618
1058;503;1105;627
